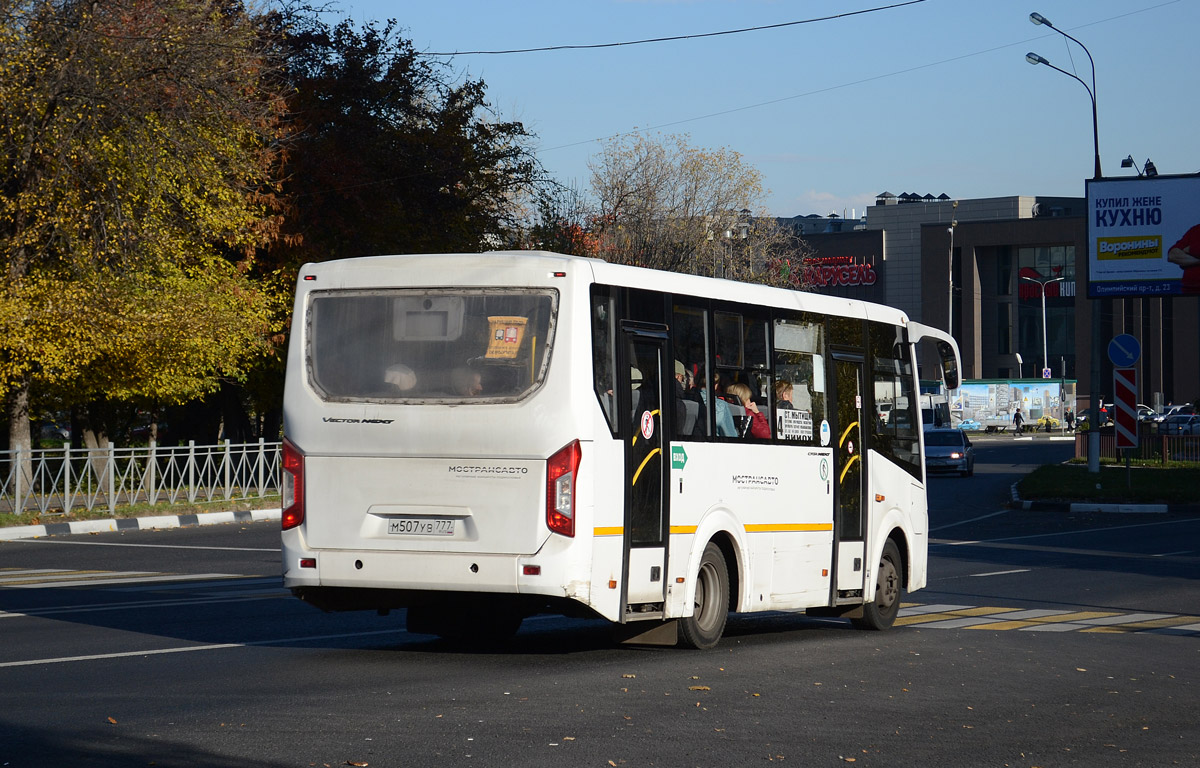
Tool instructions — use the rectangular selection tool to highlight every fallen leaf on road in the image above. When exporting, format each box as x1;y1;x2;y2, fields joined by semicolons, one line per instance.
107;717;117;724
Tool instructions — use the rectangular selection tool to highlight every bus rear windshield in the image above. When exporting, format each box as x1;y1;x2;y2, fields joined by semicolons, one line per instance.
307;288;558;403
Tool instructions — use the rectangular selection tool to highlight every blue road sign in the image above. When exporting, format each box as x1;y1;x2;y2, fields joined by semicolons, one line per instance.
1107;334;1141;367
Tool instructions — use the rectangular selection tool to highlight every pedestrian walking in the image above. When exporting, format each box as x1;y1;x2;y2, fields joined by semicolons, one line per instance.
1012;408;1024;436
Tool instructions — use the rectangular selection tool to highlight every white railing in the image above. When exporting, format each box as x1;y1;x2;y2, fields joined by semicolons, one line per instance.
0;440;281;515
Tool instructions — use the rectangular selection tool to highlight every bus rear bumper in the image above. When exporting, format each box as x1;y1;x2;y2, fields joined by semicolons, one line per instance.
282;536;594;612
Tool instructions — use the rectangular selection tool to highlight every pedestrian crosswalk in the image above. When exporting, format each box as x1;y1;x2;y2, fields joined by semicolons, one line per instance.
2;568;1198;636
899;603;1200;636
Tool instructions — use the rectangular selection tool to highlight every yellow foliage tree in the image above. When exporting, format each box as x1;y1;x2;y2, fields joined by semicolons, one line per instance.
0;0;285;453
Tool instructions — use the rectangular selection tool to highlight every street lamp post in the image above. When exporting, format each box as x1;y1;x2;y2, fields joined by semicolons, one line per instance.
1026;10;1103;473
947;201;957;337
1020;275;1065;377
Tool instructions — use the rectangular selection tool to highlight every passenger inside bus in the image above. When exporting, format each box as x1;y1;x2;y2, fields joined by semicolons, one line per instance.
775;380;795;410
383;363;417;392
673;360;701;436
726;382;771;439
451;366;484;397
699;374;738;437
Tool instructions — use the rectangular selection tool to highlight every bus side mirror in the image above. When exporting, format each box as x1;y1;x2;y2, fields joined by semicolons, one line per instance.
937;340;960;390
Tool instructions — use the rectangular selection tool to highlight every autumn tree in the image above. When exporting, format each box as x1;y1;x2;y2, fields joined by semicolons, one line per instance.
523;182;598;257
216;11;544;440
0;0;286;455
587;132;812;287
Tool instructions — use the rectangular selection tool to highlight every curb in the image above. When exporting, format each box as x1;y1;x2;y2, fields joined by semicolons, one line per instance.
0;508;282;541
1009;482;1198;515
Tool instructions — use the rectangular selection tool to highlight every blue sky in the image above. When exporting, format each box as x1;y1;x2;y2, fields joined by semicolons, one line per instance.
330;0;1196;218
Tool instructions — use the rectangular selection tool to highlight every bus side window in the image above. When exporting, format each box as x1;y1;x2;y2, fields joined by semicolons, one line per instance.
772;315;826;444
592;290;618;433
672;304;710;439
869;322;921;479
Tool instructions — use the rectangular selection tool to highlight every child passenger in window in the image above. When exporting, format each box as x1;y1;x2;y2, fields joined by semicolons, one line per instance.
725;382;771;439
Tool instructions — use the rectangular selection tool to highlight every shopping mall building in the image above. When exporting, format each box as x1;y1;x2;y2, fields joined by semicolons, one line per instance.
788;191;1200;411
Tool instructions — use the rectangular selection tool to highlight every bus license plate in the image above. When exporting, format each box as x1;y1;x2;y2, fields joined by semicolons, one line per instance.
388;518;455;536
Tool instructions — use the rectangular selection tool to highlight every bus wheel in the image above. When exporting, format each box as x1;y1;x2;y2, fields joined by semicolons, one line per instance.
680;542;729;650
852;539;901;631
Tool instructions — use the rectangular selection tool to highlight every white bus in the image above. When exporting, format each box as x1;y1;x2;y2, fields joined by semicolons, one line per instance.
281;251;960;649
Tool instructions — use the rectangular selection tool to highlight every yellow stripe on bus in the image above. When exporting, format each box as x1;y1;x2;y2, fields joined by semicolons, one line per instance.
744;523;833;533
594;524;829;537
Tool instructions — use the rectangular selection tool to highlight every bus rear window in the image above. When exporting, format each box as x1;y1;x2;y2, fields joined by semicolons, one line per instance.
307;288;558;403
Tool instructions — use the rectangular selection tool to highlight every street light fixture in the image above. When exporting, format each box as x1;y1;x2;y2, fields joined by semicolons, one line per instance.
1024;50;1101;180
1121;155;1158;177
1021;274;1066;378
1026;10;1103;472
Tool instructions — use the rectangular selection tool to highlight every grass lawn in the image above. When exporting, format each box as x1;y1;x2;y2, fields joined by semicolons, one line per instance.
0;495;281;528
1019;462;1200;505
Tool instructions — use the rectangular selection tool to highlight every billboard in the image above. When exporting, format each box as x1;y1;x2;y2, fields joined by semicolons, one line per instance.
1087;173;1200;298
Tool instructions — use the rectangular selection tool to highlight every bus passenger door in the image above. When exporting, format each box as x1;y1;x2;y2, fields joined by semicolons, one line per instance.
832;355;867;602
620;327;669;612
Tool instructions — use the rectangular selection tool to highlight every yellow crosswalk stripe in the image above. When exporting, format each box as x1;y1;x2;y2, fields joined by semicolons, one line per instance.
895;606;1021;626
896;604;1200;635
967;610;1123;631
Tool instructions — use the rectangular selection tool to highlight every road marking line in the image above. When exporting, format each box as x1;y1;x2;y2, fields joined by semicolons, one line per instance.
3;572;240;589
969;569;1031;577
10;539;279;552
929;510;1010;532
112;576;280;592
896;606;1020;626
0;570;152;586
898;603;975;615
0;628;410;668
7;594;283;619
1080;616;1200;633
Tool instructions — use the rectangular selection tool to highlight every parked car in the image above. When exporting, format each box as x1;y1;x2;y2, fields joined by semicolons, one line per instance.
1036;415;1060;430
1152;404;1195;424
38;423;71;442
1136;404;1156;422
923;428;975;477
956;418;982;431
1158;414;1200;436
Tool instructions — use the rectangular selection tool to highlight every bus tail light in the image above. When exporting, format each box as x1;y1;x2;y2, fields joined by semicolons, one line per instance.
546;439;581;537
281;438;305;531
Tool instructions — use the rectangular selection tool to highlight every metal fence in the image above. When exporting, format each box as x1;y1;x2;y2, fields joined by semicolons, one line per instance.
1073;431;1200;464
0;440;281;515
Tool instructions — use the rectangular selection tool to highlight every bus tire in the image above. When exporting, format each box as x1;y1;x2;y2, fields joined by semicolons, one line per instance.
679;542;729;650
852;539;901;631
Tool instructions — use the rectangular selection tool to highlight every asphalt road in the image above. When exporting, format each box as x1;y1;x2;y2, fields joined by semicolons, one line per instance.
1;437;1197;767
